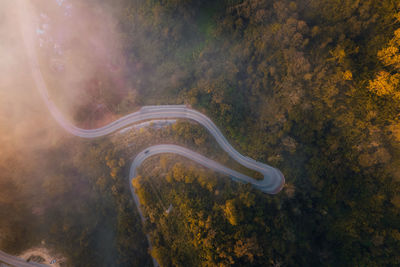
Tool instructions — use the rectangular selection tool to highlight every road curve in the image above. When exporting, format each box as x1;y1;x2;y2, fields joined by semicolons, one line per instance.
0;250;49;267
17;0;284;194
16;1;284;266
131;144;284;193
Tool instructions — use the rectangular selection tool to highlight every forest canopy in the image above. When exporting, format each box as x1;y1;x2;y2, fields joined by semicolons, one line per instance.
119;0;400;266
1;0;400;266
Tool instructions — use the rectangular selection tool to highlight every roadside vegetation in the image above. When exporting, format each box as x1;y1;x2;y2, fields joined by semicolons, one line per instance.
119;0;400;266
1;0;400;266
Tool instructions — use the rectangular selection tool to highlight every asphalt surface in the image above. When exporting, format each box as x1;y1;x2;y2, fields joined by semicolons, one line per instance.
14;1;285;267
131;144;284;193
18;0;284;193
0;250;48;267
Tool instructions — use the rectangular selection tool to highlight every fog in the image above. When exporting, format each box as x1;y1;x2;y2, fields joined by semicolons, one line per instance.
1;0;235;265
0;0;130;150
0;0;121;188
23;0;134;126
0;0;144;264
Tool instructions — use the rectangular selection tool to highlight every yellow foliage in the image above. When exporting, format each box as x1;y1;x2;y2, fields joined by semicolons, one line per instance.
172;163;185;182
304;73;312;80
329;46;346;63
368;71;400;96
270;23;281;34
378;46;400;69
131;176;142;189
159;156;168;170
224;199;242;226
165;174;173;183
343;70;353;80
110;167;119;179
118;158;125;167
370;24;400;100
377;28;400;70
234;236;262;262
184;175;195;184
388;123;400;142
395;12;400;23
394;28;400;44
289;2;297;11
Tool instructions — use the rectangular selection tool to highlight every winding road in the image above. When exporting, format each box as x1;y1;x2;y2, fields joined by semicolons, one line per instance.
2;1;285;266
0;250;48;267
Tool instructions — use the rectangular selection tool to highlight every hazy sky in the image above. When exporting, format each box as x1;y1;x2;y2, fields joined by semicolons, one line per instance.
0;1;56;154
0;0;130;155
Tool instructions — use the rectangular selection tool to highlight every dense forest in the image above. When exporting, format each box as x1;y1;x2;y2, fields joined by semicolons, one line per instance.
0;135;151;266
118;0;400;266
1;0;400;266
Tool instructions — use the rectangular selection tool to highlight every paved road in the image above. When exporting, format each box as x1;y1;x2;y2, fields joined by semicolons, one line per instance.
0;250;48;267
18;0;284;194
131;144;284;193
16;1;285;266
